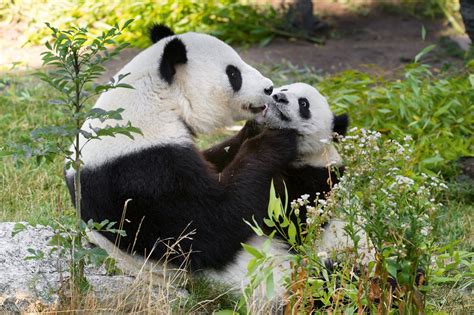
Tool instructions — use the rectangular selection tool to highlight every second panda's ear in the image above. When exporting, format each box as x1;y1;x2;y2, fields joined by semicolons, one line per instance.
333;113;349;136
149;24;175;43
160;38;187;84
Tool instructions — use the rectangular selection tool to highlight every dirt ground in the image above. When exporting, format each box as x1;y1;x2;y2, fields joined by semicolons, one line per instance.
0;4;470;79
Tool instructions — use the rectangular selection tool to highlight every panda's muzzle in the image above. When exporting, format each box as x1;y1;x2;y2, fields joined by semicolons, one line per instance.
266;101;291;122
272;92;289;104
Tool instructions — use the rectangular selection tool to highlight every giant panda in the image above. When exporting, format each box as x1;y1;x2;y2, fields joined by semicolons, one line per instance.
64;25;299;290
205;82;349;224
205;82;372;259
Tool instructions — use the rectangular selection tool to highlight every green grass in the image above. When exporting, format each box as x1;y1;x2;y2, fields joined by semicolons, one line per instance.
0;74;71;223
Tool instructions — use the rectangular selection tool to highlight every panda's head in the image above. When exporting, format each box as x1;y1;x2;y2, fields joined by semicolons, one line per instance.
116;25;273;134
258;83;349;156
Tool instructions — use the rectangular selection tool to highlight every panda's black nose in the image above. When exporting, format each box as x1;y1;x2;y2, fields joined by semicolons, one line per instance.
264;86;273;95
272;92;288;104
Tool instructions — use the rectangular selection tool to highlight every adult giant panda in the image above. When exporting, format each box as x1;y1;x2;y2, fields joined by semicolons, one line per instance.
65;25;298;288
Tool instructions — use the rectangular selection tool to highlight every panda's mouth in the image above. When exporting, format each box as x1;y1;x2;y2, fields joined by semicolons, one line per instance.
266;102;290;122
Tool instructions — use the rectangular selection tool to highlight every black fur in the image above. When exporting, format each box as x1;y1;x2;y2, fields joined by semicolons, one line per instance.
298;97;311;119
203;120;262;172
160;38;188;84
149;24;175;43
277;164;344;223
273;92;289;104
333;113;349;137
70;129;297;272
226;65;242;92
203;121;344;226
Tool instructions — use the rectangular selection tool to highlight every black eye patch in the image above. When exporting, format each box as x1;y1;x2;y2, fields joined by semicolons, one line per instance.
226;65;242;92
298;97;311;119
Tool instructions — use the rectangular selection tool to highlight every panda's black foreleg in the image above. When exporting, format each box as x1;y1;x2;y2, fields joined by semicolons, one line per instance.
185;128;298;270
203;120;263;172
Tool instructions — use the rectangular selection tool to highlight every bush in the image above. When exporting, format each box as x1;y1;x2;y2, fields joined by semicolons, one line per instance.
1;0;287;47
242;128;472;313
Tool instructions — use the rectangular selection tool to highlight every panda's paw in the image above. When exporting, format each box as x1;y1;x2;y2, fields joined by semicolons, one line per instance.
239;119;264;140
257;128;298;162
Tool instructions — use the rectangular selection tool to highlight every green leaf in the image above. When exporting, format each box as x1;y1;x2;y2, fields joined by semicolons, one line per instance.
414;45;436;63
288;221;297;245
387;260;398;280
12;223;27;237
115;83;134;89
263;218;275;227
241;243;263;259
214;310;238;315
265;272;274;299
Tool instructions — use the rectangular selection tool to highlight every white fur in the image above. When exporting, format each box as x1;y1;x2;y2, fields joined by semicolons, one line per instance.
204;235;290;297
67;32;273;173
317;219;374;264
258;82;342;169
293;143;342;168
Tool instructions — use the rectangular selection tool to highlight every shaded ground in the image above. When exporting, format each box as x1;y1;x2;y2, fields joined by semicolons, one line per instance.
0;6;469;79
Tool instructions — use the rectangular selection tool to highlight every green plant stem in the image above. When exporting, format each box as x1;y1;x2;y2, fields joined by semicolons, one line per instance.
72;47;85;287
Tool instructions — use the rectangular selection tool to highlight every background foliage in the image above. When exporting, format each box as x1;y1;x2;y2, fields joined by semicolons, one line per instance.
1;0;287;47
1;0;464;47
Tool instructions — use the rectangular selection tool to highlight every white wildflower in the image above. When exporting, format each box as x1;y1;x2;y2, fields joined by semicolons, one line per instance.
318;199;327;206
317;251;328;259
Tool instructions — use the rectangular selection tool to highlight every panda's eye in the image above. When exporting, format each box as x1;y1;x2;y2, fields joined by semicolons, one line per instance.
298;97;311;119
226;65;242;92
299;98;309;108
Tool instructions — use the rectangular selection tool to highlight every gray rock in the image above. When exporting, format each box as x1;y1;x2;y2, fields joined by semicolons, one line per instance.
0;222;143;313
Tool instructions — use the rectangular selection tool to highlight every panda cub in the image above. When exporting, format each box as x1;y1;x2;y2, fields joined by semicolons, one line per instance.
259;82;372;257
258;82;348;222
206;82;348;223
206;82;371;256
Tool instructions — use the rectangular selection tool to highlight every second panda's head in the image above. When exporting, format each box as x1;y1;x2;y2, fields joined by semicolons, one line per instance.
116;25;273;134
258;83;349;157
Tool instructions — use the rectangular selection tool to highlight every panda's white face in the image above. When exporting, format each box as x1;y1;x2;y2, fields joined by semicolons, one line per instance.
255;83;345;168
75;32;273;169
258;83;334;157
174;33;274;132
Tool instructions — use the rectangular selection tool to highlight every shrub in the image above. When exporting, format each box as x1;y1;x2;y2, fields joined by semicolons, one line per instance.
1;0;288;47
242;128;472;313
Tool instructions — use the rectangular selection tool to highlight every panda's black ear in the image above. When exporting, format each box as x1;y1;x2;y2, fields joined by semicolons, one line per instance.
333;113;349;136
149;24;175;43
160;38;187;84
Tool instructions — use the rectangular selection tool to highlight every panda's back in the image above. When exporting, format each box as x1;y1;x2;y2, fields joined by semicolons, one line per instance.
67;144;225;262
